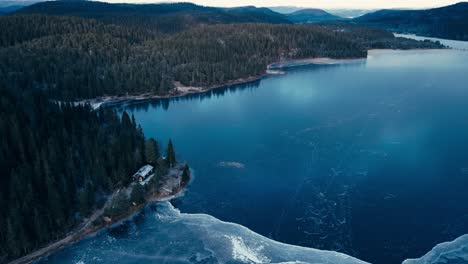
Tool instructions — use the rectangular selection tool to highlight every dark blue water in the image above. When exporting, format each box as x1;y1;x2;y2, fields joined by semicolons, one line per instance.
120;49;468;264
38;49;468;264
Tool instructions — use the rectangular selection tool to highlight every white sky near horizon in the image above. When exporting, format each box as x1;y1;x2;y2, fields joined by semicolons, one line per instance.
99;0;463;9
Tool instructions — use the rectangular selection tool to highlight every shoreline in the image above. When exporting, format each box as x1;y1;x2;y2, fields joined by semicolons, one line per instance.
267;57;365;69
72;56;366;110
8;164;190;264
74;75;266;110
74;50;449;110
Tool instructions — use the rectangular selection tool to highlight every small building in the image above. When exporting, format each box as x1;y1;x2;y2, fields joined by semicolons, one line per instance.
132;165;154;182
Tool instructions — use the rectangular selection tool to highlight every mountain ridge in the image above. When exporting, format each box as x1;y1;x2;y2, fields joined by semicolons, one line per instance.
14;1;291;33
287;8;344;23
353;2;468;40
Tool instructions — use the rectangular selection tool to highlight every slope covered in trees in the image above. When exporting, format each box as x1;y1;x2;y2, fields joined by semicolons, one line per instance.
317;22;447;50
15;1;290;33
0;14;144;47
0;14;444;100
287;8;344;23
226;5;290;24
0;5;24;15
353;2;468;41
0;84;174;262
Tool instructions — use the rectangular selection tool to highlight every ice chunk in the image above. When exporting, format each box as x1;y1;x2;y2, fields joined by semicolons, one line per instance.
218;161;245;169
402;234;468;264
227;235;271;263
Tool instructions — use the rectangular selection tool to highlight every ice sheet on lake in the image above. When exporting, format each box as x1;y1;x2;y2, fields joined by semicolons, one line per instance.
38;201;368;264
402;234;468;264
218;161;245;169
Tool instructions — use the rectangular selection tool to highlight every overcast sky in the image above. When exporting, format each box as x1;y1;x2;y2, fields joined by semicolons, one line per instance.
101;0;462;9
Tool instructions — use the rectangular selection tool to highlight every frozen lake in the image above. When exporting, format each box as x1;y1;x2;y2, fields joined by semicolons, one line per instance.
39;47;468;264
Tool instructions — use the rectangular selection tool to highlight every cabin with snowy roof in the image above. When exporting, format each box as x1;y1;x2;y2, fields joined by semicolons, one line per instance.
132;165;154;182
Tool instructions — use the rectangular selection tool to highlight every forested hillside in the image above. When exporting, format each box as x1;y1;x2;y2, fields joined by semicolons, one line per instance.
287;8;344;23
317;22;447;50
0;5;23;15
15;1;290;33
354;2;468;41
158;24;367;87
0;14;443;100
0;84;171;262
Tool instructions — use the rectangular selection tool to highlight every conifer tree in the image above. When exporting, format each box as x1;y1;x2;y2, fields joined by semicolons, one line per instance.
166;139;176;168
130;184;146;205
182;164;190;184
145;138;160;166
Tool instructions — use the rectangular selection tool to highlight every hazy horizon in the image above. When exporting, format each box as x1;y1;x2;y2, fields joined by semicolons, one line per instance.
2;0;466;9
166;0;463;9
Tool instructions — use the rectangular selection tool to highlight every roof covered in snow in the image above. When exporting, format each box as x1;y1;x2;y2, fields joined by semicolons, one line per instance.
133;165;154;178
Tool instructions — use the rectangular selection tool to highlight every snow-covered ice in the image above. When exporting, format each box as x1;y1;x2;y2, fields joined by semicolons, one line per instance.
38;201;368;264
402;234;468;264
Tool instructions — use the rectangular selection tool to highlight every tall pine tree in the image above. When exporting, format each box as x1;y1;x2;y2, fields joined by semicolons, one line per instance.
166;139;176;168
145;138;160;166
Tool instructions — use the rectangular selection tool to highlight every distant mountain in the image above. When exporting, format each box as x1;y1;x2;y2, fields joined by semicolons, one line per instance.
16;1;209;17
0;5;25;14
0;0;39;15
268;6;374;18
326;9;375;18
268;6;303;14
15;1;290;33
354;2;468;41
0;0;40;8
287;8;344;23
225;6;290;24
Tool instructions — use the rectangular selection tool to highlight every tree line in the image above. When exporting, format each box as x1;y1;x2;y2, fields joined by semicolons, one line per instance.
0;15;444;100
